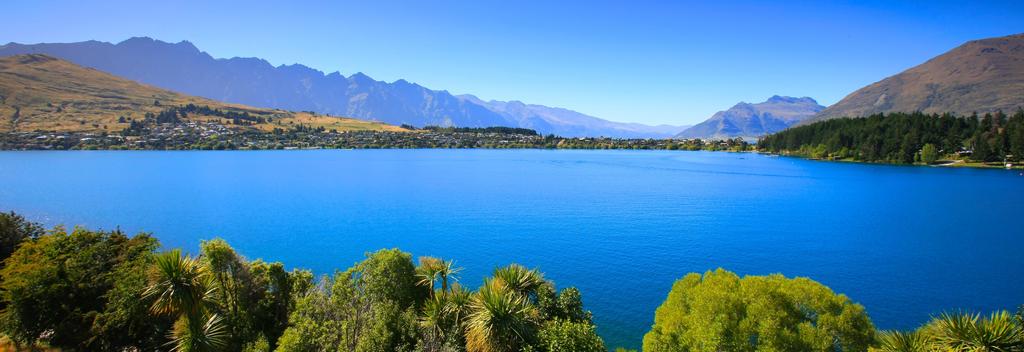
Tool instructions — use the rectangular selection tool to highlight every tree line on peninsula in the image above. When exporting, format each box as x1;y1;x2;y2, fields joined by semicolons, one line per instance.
759;110;1024;165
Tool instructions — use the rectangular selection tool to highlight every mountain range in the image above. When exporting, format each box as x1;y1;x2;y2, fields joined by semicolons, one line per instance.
0;54;400;133
674;96;824;139
0;37;687;138
807;33;1024;123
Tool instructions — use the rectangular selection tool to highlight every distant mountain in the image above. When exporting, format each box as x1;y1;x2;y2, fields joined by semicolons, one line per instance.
0;37;681;137
674;96;823;139
458;95;688;138
808;33;1024;123
0;54;400;133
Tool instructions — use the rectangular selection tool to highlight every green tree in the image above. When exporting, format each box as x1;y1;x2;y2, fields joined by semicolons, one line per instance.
537;286;593;324
492;264;547;300
274;278;345;352
920;143;940;164
931;311;1023;351
275;249;422;352
198;239;295;350
642;268;875;352
419;285;472;352
200;238;252;349
144;249;227;352
242;334;270;352
356;248;427;308
248;260;296;348
0;227;160;349
417;256;444;295
0;212;43;266
465;278;539;352
875;330;933;352
758;111;1024;164
536;319;605;352
91;234;172;350
973;135;994;162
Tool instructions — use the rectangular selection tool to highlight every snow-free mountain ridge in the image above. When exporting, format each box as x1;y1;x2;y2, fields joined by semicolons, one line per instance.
675;95;824;139
0;37;686;138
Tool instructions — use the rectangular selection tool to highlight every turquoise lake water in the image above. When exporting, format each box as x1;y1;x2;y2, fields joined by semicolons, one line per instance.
0;149;1021;349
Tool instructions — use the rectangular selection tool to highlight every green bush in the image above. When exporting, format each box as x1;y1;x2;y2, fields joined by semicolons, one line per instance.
643;268;875;352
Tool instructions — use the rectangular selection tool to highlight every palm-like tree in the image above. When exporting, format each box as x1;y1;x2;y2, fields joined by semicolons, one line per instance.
877;330;933;352
169;314;229;352
465;278;538;352
491;264;546;299
421;293;450;348
145;249;215;317
445;284;472;329
144;250;227;352
437;259;462;293
418;257;444;295
418;257;463;296
932;311;1023;351
421;284;473;352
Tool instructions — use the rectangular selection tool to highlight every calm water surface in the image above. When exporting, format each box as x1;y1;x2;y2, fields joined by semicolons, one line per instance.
1;150;1021;349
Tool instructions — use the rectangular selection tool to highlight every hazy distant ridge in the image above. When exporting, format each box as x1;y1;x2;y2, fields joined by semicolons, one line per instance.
675;96;823;139
0;37;685;138
458;95;688;138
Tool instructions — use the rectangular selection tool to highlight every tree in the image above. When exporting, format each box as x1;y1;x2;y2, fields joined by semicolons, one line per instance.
931;311;1023;351
537;286;593;324
642;268;875;352
920;143;940;164
758;111;1024;164
536;319;605;352
0;212;43;266
356;248;427;308
465;278;539;352
197;238;297;350
274;278;346;352
417;256;444;295
436;259;461;293
144;249;227;352
0;227;160;349
492;264;547;301
419;285;472;352
200;238;252;349
275;249;422;352
973;135;994;162
248;260;296;348
875;330;932;352
92;235;172;350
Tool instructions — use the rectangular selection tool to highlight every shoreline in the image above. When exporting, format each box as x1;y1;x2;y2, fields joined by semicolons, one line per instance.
768;152;1024;170
2;146;1020;171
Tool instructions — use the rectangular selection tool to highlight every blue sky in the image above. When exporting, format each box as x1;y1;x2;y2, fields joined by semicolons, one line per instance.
2;1;1023;125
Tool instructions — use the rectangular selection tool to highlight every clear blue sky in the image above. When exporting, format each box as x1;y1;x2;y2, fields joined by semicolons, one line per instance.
2;0;1022;125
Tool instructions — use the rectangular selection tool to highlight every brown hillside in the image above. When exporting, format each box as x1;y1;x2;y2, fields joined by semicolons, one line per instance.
808;33;1024;123
0;54;405;133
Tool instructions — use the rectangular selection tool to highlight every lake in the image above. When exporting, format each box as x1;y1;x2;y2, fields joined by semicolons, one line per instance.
0;149;1021;349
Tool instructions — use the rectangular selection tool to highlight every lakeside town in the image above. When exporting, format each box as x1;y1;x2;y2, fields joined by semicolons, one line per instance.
0;119;751;151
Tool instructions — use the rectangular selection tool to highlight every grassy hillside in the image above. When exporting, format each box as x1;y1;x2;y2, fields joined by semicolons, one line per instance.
0;54;406;133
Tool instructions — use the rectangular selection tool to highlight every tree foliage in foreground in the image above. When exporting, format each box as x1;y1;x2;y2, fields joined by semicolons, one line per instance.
0;214;602;351
642;268;876;352
873;310;1024;352
759;110;1024;163
1;213;1020;352
0;226;165;350
0;212;44;268
276;254;604;352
